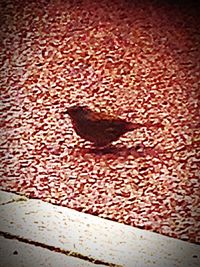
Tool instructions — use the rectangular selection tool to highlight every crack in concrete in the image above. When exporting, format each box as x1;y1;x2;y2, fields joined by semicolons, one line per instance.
0;197;27;206
0;231;122;267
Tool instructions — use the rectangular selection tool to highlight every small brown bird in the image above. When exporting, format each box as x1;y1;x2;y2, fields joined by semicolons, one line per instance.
65;105;155;147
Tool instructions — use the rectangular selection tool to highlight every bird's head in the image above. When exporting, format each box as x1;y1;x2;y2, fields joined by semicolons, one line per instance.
64;105;88;120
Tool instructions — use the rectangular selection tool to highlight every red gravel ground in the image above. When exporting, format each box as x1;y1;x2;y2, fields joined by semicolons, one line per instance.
0;0;200;243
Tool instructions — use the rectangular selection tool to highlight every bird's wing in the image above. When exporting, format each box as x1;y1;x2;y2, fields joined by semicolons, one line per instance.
87;109;117;122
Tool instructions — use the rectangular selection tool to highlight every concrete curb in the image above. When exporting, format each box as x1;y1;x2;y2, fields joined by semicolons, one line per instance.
0;190;199;267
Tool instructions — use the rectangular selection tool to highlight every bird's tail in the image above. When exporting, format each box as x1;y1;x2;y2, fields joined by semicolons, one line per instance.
126;121;163;131
126;122;143;131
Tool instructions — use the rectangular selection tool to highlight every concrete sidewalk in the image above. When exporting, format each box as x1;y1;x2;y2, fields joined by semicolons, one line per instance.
0;190;199;267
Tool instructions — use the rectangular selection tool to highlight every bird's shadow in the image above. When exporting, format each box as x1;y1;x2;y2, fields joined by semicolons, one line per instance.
80;143;161;159
89;145;134;155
